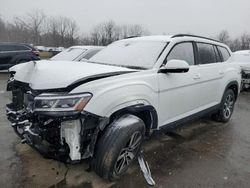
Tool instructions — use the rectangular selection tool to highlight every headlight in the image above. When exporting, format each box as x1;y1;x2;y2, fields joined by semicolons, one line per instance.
34;93;92;112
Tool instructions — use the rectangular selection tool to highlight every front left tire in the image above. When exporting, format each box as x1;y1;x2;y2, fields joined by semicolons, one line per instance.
92;114;145;180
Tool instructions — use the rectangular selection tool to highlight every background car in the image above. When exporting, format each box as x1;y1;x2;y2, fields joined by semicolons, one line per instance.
228;50;250;90
0;43;40;70
50;46;104;61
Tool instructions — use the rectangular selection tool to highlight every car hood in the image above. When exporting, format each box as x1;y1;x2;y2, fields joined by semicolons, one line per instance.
10;60;135;90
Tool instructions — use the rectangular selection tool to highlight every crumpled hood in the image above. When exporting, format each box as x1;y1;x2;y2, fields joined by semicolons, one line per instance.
10;60;134;90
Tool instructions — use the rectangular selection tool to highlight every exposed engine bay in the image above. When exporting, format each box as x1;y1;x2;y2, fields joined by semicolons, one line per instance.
6;78;108;162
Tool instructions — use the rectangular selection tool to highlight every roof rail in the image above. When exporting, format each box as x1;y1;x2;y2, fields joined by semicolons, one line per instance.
123;35;139;39
171;34;220;43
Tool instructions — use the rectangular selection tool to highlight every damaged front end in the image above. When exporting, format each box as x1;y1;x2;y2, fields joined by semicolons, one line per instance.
242;69;250;91
6;79;108;163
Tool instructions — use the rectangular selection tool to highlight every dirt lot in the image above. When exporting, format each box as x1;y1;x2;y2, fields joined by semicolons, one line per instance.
0;73;250;188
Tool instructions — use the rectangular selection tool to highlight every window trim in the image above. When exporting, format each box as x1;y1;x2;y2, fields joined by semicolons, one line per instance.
213;45;221;63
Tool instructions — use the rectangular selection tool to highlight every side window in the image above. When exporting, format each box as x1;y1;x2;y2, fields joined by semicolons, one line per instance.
0;44;15;52
218;46;230;61
167;42;194;65
14;45;30;51
197;43;217;64
81;49;101;60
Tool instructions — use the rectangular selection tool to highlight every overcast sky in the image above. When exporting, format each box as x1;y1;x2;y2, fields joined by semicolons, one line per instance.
1;0;250;38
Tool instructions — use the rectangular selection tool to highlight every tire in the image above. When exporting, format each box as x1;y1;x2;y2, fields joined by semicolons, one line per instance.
212;89;236;122
92;114;145;180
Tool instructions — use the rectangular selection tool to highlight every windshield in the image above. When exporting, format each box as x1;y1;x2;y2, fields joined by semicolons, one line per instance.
228;54;250;63
88;40;167;69
51;48;87;61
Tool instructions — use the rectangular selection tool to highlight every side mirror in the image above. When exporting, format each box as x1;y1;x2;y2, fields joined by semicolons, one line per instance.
158;59;190;73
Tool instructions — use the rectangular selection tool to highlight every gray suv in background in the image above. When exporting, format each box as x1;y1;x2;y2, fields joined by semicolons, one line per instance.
0;43;40;70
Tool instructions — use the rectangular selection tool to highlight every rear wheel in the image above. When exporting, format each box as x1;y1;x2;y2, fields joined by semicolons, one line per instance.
212;89;235;122
92;114;145;180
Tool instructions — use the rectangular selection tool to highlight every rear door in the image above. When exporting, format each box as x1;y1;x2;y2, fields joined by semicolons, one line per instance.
195;42;225;108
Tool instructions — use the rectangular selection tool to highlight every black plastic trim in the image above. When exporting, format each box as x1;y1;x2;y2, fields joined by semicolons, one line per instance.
159;104;220;132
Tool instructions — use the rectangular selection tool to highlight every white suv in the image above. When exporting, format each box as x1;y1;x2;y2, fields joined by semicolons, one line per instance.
6;34;241;180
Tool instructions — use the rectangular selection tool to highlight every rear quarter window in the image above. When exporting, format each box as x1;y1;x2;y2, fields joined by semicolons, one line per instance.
14;45;30;51
218;46;230;61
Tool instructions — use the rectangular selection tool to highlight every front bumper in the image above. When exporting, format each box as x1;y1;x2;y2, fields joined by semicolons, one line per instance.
6;103;108;163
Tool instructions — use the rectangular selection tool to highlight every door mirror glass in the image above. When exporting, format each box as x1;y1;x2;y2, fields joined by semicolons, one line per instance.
159;59;190;73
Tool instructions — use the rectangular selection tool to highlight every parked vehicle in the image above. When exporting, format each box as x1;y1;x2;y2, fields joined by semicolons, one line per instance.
50;46;104;61
0;43;40;70
228;50;250;90
6;34;241;180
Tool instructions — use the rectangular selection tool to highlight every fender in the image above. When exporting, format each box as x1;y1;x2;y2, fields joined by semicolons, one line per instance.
109;104;158;135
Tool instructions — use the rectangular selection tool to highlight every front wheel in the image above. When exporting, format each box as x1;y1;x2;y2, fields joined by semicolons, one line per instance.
92;114;145;180
212;89;236;122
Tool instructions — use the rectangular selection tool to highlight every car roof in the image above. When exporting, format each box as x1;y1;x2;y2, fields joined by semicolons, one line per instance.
121;34;228;48
0;42;32;46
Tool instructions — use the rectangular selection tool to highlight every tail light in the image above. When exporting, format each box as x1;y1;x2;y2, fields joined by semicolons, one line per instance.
32;50;40;56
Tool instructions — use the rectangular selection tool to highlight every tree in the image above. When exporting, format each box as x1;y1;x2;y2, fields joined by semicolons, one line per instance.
240;33;250;50
217;30;230;45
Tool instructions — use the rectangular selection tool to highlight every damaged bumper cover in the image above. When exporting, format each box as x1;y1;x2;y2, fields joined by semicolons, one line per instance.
6;81;109;162
7;105;108;162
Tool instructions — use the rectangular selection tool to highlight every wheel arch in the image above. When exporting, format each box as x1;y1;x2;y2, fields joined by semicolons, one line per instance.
108;104;158;137
224;80;239;100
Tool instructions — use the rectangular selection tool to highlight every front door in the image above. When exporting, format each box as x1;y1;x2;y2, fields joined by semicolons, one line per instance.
157;42;201;127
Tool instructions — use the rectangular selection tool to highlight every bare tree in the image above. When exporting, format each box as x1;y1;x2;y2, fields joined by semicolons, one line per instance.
229;38;242;52
0;15;7;41
66;19;79;46
14;10;45;45
217;30;230;45
240;33;250;50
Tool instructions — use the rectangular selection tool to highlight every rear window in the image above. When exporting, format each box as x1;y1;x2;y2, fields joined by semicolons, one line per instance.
51;48;87;61
218;46;230;61
197;43;217;64
80;49;101;60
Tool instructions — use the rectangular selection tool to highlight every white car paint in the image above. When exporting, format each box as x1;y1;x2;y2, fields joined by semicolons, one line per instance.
9;60;133;90
228;51;250;71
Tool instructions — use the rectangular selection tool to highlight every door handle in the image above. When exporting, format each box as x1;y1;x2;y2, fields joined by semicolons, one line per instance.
193;73;201;80
219;70;224;75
